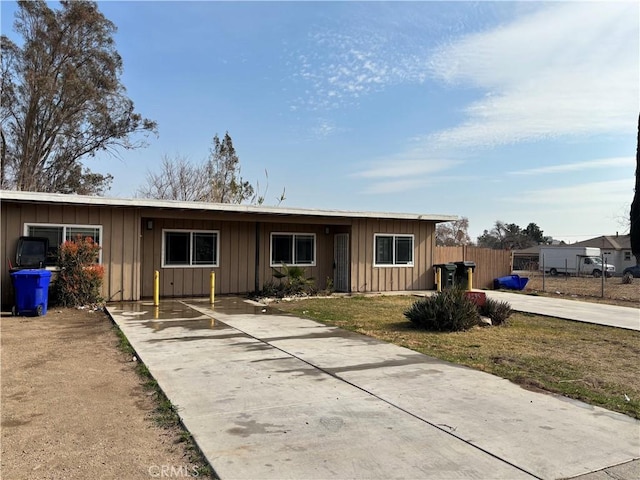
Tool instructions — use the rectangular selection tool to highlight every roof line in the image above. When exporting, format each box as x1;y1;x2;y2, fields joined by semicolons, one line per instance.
0;190;458;222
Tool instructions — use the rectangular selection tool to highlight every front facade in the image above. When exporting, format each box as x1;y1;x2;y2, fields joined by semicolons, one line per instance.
0;191;456;307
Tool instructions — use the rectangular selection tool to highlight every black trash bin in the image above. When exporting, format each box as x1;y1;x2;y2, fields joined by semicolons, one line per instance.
454;261;476;289
433;263;456;290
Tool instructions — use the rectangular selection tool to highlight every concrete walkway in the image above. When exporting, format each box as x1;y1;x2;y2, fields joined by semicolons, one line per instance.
107;298;639;480
484;291;639;331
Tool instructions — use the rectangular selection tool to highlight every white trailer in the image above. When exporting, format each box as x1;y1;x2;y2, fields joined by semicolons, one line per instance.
539;246;615;278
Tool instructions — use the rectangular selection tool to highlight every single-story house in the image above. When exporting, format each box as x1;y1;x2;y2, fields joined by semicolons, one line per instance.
0;190;456;308
567;234;635;274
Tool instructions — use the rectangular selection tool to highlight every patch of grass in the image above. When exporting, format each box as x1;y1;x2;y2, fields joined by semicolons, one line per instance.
274;296;640;419
111;326;216;479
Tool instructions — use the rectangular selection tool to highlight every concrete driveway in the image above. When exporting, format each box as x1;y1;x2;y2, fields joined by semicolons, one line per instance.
107;298;639;480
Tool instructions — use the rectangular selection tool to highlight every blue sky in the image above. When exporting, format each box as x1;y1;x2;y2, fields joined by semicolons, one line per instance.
2;1;638;242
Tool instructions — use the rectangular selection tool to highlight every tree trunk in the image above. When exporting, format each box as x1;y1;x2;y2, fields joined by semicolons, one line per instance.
631;113;640;264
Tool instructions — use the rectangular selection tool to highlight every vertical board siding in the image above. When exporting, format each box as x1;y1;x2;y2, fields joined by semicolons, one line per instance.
350;219;435;292
258;222;332;293
433;246;512;289
0;202;140;307
2;199;443;304
141;218;257;298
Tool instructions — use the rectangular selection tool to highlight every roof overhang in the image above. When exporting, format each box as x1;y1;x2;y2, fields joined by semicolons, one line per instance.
0;190;458;223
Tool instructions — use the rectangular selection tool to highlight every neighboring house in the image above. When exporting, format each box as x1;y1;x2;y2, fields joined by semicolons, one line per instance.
568;234;634;275
0;191;456;307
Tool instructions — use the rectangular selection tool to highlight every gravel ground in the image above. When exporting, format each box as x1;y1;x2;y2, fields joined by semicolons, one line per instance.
1;308;209;480
516;271;639;307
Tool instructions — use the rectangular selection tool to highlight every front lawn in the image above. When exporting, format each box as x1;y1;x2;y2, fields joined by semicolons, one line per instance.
272;295;640;419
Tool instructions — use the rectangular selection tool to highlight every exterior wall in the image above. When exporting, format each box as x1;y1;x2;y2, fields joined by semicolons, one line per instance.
605;250;635;275
1;201;140;307
141;216;348;297
350;218;435;292
141;216;256;297
257;222;348;293
1;198;440;306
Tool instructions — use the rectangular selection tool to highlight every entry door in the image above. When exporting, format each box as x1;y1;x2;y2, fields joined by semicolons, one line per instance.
334;233;350;292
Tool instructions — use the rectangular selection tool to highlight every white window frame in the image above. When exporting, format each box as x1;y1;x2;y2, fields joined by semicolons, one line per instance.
624;251;632;261
373;233;414;267
161;229;220;268
24;223;103;264
270;232;316;267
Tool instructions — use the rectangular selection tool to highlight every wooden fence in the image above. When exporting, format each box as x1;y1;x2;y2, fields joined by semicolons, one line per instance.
434;246;512;289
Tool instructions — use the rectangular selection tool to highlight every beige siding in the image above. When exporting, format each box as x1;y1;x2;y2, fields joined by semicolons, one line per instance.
257;222;334;293
0;201;140;306
141;217;257;298
1;199;441;305
350;218;435;292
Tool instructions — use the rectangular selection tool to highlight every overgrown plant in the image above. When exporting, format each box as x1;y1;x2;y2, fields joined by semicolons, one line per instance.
270;264;316;296
52;236;104;307
404;288;480;332
480;298;513;326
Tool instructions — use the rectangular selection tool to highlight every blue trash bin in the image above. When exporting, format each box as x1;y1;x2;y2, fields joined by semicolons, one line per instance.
10;269;52;316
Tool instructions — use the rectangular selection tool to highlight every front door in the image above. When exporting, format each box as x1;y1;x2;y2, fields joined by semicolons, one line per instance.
334;233;350;292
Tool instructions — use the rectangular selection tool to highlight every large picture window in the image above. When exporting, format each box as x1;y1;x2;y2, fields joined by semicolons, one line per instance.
270;233;315;266
162;230;219;267
374;234;414;267
25;223;102;265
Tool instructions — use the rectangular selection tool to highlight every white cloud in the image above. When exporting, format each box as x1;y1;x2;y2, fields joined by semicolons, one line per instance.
507;157;635;176
428;2;639;148
504;178;633;206
354;158;460;179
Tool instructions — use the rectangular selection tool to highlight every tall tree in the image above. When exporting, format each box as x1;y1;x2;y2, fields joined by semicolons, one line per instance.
631;113;640;264
0;1;156;194
477;220;548;249
436;217;472;246
205;132;254;203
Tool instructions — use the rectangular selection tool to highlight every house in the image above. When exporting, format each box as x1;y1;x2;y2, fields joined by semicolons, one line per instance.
568;234;634;274
0;190;456;308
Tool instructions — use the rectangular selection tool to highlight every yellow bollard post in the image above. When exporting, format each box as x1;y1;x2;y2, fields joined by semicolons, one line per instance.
436;267;442;293
153;270;159;307
467;268;473;291
210;271;215;305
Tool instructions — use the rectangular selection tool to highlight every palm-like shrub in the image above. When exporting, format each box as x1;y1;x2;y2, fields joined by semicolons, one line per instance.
480;298;513;326
404;288;480;332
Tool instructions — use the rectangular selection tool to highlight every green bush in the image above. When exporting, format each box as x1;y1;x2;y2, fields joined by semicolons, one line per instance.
268;264;316;297
51;236;104;307
404;288;480;332
480;298;513;326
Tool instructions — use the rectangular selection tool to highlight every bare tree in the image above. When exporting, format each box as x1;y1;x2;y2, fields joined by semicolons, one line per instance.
436;217;472;246
139;132;286;205
137;155;209;201
1;1;156;194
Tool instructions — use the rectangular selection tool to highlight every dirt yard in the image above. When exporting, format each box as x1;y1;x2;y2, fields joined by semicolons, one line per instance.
516;271;639;307
1;308;210;479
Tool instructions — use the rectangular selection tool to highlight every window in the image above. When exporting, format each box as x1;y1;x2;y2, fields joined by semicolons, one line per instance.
25;223;102;265
624;251;632;261
374;234;414;267
162;230;219;267
270;233;315;266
